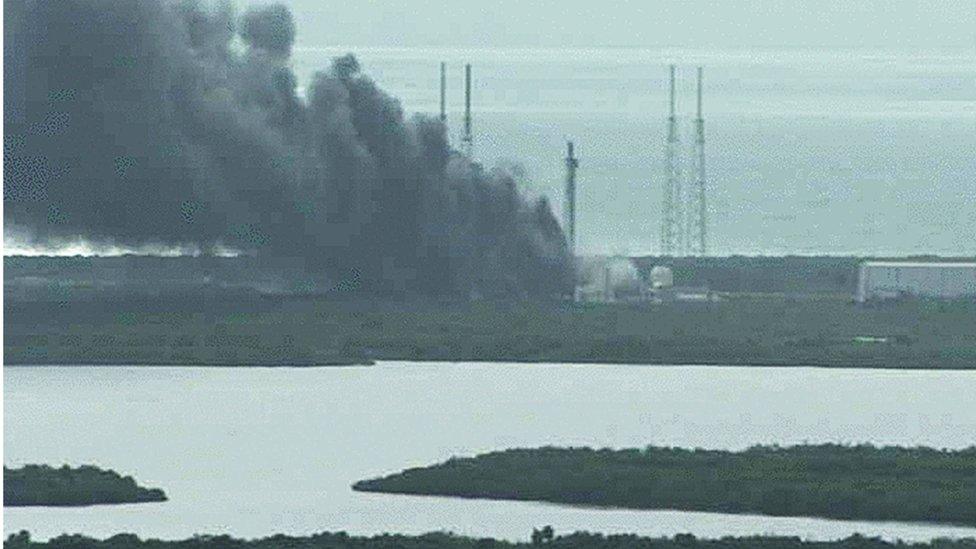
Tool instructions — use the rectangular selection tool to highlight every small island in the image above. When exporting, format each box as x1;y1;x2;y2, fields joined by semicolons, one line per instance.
353;444;976;526
4;464;167;507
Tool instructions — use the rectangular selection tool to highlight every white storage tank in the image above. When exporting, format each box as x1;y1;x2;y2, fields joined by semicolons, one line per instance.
650;266;674;289
856;262;976;302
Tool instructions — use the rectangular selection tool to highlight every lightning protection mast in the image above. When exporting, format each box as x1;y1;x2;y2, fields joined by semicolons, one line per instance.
564;141;579;257
439;62;447;124
461;63;473;158
690;66;708;256
661;65;682;256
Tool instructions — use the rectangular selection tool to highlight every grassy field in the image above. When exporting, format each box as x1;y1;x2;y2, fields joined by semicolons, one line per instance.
5;290;976;368
4;465;166;507
354;445;976;526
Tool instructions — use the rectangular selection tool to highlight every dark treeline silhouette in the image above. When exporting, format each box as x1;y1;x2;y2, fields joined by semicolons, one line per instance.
4;465;167;507
4;1;571;297
354;444;976;526
6;530;976;549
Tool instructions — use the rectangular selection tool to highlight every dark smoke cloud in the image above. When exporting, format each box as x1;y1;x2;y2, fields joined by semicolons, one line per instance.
3;0;571;296
240;3;296;58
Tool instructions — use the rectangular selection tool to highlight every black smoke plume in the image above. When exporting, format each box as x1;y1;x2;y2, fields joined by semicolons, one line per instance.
3;0;572;297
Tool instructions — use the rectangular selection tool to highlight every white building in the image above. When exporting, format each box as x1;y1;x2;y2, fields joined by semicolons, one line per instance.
856;262;976;302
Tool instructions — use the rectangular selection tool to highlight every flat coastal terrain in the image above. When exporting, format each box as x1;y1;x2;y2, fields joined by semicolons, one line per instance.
6;256;975;369
6;291;975;369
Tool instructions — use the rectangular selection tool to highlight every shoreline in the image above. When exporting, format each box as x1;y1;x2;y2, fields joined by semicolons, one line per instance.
7;531;976;549
6;356;976;371
356;488;976;531
2;359;375;368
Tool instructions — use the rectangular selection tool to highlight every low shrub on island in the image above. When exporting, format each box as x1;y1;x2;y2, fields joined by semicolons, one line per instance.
4;464;167;507
353;444;976;526
6;530;976;549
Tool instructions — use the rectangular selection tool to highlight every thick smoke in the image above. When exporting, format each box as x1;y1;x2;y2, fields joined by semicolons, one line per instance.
239;4;295;58
3;0;572;296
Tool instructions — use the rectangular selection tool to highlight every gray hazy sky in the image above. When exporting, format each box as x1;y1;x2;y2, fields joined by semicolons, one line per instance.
248;0;976;49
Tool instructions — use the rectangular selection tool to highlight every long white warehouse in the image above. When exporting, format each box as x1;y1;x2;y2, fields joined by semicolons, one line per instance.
856;262;976;302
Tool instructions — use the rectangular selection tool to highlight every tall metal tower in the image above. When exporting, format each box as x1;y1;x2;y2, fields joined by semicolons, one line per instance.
689;66;708;256
461;63;473;158
564;141;579;256
439;62;447;124
661;65;682;256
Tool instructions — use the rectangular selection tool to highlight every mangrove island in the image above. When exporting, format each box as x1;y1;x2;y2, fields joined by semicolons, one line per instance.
4;464;167;507
353;444;976;526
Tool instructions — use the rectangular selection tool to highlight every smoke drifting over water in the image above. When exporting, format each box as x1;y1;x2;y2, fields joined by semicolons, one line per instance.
3;0;571;296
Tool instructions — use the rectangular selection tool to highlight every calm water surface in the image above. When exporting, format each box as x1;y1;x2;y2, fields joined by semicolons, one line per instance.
5;363;976;542
292;46;976;256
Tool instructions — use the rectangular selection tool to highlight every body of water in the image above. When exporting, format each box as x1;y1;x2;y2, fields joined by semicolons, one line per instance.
290;46;975;256
5;363;976;542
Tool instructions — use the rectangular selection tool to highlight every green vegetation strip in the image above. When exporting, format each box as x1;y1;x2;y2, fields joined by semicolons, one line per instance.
353;445;976;526
6;530;976;549
7;293;976;369
4;465;167;507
